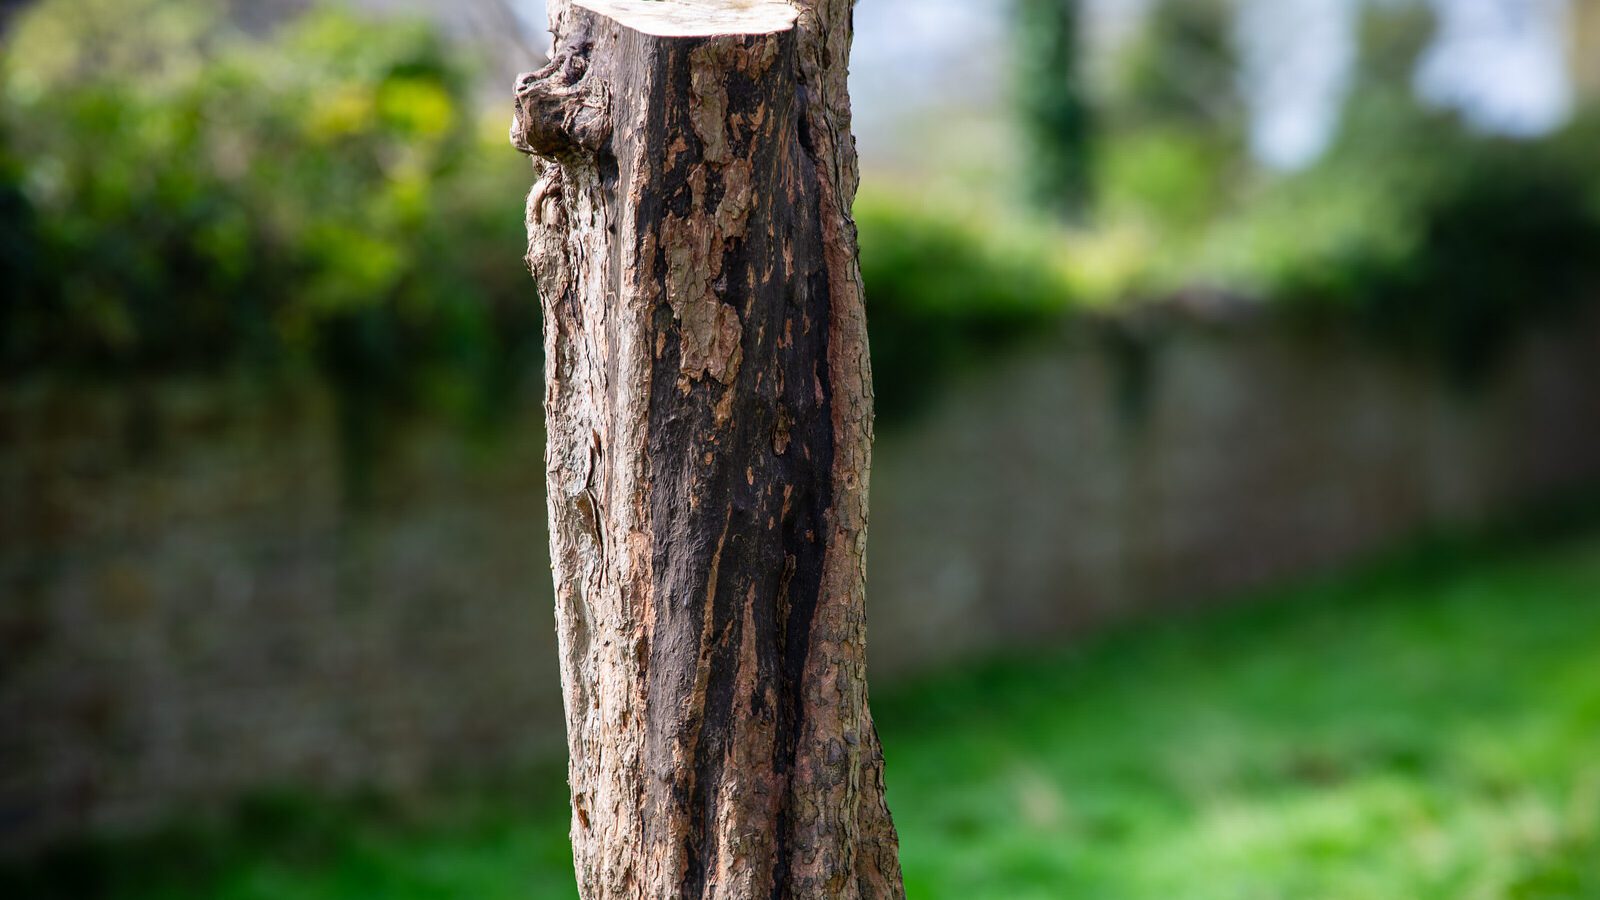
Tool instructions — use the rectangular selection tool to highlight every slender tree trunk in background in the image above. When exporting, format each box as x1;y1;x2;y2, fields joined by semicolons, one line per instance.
1015;0;1092;217
511;1;902;897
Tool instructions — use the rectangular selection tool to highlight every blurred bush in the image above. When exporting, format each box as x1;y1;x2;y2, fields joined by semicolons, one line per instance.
0;0;537;433
1176;3;1600;378
1205;106;1600;378
856;190;1079;421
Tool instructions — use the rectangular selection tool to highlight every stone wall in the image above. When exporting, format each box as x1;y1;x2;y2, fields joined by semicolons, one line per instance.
868;311;1600;672
0;384;564;850
5;308;1600;851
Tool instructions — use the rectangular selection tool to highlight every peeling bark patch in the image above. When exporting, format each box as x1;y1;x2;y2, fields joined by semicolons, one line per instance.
716;160;755;236
689;42;734;165
662;212;743;384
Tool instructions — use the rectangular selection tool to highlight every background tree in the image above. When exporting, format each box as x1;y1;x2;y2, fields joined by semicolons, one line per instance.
1114;0;1240;132
1014;0;1093;218
1095;0;1244;233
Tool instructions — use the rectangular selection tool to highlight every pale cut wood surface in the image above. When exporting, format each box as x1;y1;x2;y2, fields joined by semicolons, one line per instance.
575;0;798;36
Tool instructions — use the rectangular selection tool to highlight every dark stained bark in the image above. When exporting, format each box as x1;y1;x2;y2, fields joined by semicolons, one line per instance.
511;2;902;897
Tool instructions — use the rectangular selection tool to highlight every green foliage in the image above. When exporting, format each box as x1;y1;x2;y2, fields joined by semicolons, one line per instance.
1096;125;1239;234
0;0;537;427
854;190;1078;420
8;520;1600;898
1271;125;1600;377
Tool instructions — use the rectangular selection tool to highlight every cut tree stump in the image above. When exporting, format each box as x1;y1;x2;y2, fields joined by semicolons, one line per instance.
511;1;904;897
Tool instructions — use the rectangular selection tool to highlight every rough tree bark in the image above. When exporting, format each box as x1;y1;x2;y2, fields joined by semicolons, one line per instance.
510;1;903;897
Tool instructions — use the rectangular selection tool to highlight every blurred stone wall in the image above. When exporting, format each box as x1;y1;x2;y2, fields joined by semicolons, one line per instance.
4;307;1600;852
868;309;1600;672
0;385;564;851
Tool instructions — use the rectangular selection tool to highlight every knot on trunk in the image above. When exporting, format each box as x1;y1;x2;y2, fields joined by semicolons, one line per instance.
511;44;611;160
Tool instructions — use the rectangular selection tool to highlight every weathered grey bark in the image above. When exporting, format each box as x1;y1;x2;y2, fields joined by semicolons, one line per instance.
510;1;903;897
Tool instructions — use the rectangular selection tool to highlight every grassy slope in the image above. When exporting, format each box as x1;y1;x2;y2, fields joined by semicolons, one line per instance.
10;530;1600;899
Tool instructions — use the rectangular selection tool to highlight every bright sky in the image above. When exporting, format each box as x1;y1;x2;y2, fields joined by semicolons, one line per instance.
1239;0;1574;168
1414;0;1573;136
1235;0;1359;170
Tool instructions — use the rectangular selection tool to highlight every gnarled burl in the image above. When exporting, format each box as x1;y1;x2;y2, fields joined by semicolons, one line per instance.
511;1;903;897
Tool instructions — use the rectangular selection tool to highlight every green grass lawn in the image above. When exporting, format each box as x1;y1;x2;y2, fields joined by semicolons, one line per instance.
10;527;1600;899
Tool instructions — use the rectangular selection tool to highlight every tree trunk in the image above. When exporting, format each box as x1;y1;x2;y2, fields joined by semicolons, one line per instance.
510;2;903;898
